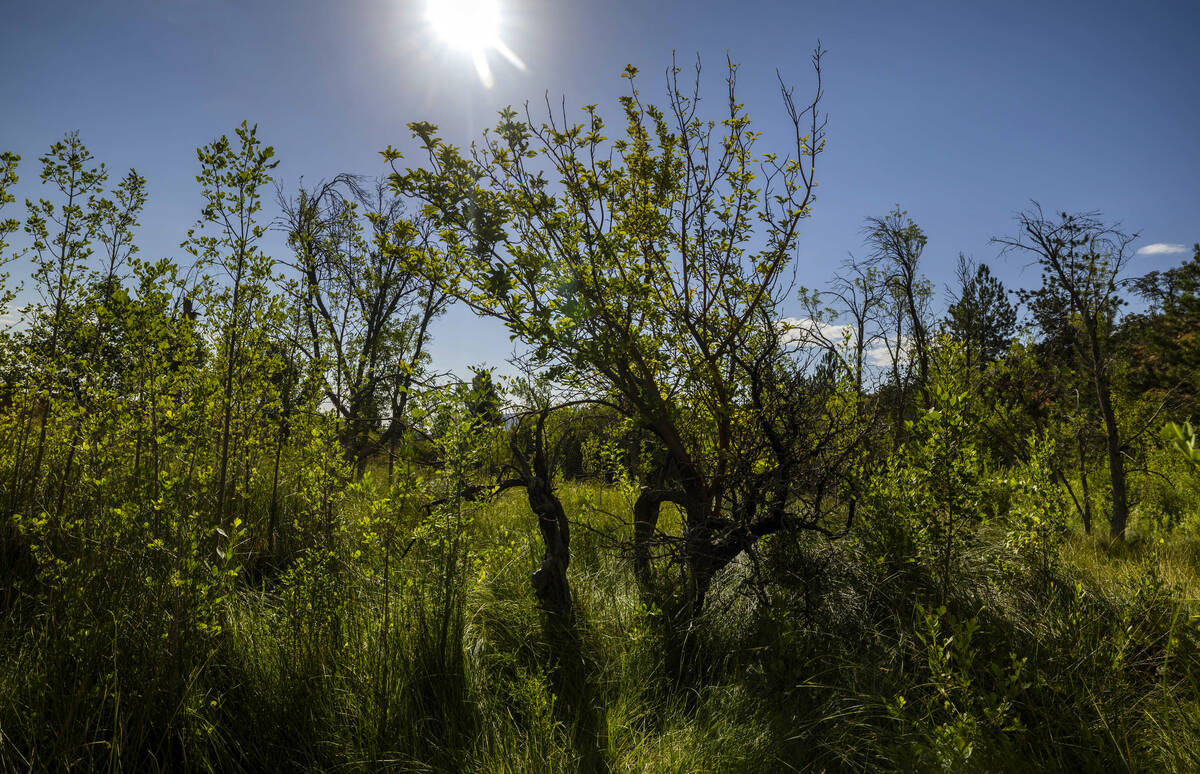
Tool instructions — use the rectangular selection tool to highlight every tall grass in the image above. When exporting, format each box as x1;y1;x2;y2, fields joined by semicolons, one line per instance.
1;479;1198;771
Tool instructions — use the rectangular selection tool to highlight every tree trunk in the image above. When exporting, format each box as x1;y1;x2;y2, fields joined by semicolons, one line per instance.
633;487;687;585
682;499;719;615
526;472;571;615
1099;391;1128;539
267;420;287;554
1076;434;1093;535
1087;328;1127;539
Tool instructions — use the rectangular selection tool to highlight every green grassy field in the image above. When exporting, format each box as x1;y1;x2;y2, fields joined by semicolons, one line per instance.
4;478;1197;773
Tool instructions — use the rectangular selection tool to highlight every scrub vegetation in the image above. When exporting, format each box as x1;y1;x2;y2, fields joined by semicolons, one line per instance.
1;54;1198;772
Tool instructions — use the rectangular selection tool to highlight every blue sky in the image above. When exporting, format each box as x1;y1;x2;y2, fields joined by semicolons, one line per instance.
3;0;1198;375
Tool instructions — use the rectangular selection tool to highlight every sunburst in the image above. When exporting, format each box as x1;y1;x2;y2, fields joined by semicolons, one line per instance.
425;0;525;88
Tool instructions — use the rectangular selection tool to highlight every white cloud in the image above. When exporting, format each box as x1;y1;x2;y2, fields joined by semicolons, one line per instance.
0;310;29;332
866;343;899;368
779;316;909;369
778;317;851;347
776;317;918;386
1136;243;1189;256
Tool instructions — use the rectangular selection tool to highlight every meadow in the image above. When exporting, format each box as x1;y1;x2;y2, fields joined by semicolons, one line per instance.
4;468;1199;772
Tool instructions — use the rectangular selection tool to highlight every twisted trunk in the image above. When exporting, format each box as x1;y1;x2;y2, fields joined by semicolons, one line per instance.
526;472;571;614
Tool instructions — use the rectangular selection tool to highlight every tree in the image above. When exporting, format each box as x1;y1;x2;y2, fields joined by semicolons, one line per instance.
466;366;504;430
19;133;108;508
944;255;1016;386
802;256;889;403
0;151;21;579
865;207;934;394
1126;243;1200;416
0;151;19;302
81;169;147;395
395;49;860;614
0;151;21;400
997;206;1136;539
279;175;448;475
184;122;280;527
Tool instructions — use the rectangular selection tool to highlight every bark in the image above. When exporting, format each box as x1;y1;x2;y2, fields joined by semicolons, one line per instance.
632;486;686;585
513;410;573;616
1076;434;1093;535
682;497;721;614
526;472;571;614
1087;324;1128;539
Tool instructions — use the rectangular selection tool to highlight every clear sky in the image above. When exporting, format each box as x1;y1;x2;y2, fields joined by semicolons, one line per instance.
3;0;1198;375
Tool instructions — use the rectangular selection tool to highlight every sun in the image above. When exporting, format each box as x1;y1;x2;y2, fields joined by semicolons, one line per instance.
427;0;499;53
425;0;524;88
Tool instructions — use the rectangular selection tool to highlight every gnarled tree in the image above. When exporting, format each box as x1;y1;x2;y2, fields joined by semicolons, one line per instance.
395;48;862;613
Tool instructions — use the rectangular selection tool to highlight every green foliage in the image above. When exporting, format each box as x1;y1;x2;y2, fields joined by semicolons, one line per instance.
885;604;1029;771
1126;244;1200;413
185;121;283;527
466;365;504;429
944;255;1016;374
1002;434;1069;575
0;76;1197;772
0;151;20;310
864;376;988;599
1164;421;1200;469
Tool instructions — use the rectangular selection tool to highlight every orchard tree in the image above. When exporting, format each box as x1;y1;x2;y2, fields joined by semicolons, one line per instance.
997;206;1136;539
395;48;862;614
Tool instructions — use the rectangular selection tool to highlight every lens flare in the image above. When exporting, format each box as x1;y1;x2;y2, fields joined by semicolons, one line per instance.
425;0;524;88
427;0;500;53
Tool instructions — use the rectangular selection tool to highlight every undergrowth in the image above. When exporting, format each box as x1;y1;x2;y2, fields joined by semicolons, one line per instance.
2;476;1198;772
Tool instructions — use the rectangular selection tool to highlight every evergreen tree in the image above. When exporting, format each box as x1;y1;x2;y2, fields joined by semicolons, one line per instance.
944;255;1016;379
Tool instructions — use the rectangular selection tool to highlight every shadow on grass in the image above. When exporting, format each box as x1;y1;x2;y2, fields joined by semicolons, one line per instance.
543;605;610;774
